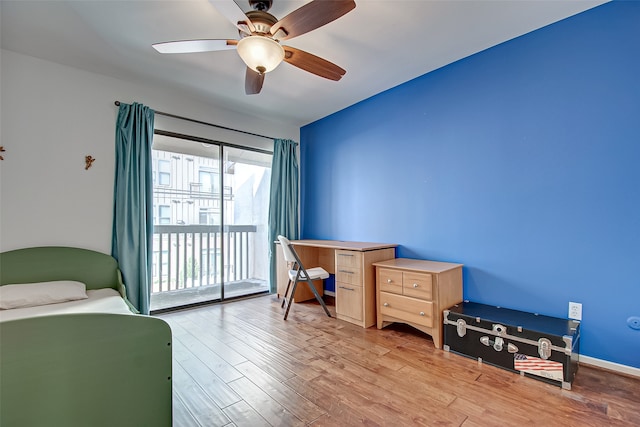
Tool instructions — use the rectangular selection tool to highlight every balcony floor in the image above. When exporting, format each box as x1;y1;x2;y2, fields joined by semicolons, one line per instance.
150;279;269;311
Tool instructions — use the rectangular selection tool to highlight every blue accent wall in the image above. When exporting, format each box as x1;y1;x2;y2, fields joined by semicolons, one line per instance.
300;1;640;368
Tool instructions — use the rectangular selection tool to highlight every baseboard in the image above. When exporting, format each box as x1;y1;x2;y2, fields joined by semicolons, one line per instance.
579;355;640;378
324;290;335;297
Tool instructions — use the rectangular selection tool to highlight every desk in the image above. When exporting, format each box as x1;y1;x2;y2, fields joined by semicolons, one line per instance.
276;240;397;328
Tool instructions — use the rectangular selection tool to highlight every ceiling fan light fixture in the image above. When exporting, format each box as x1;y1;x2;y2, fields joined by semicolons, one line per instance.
236;36;284;74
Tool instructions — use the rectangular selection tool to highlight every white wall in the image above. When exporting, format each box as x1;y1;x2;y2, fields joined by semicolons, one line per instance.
0;49;299;253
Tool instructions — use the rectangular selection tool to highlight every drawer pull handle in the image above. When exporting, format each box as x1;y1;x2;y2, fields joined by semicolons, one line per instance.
339;270;354;274
387;279;392;283
413;283;418;288
383;302;389;307
419;311;425;316
339;286;355;291
338;254;354;257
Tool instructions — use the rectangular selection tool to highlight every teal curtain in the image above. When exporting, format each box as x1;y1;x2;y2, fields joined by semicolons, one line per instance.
112;102;155;314
268;138;299;292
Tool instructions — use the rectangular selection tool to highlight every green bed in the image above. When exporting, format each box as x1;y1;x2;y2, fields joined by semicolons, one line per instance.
0;246;172;426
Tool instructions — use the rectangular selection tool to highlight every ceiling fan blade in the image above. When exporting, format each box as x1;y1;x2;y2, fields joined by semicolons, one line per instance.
270;0;355;41
283;46;345;81
152;39;237;54
210;0;255;35
245;67;265;95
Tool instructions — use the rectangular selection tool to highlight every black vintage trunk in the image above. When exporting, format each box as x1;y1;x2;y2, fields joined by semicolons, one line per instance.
443;301;580;390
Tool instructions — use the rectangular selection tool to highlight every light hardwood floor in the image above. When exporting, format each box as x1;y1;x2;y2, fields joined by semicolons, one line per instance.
158;295;640;427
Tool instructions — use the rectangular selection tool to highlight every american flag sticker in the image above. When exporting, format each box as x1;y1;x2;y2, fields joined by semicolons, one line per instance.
514;353;563;381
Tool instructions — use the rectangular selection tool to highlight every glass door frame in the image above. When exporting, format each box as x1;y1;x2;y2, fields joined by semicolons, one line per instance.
150;129;273;313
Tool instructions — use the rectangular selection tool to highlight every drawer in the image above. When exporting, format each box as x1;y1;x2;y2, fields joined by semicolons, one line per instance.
377;268;402;294
336;250;362;268
379;292;433;328
402;272;433;300
336;283;363;321
336;266;361;285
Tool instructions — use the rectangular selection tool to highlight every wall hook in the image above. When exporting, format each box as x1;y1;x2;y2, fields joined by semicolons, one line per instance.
85;155;96;170
0;146;5;160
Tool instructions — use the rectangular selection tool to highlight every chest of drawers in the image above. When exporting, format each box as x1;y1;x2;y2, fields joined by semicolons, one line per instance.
374;258;463;349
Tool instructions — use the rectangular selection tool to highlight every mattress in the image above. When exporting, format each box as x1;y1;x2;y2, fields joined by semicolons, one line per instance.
0;288;133;322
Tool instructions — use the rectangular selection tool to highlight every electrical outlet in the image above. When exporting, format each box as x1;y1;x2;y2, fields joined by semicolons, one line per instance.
568;302;582;320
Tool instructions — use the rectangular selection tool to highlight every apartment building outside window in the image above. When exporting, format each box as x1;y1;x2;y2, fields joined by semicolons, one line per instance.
157;159;171;186
158;205;171;225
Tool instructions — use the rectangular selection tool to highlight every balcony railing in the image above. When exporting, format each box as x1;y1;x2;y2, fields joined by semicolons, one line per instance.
152;224;258;295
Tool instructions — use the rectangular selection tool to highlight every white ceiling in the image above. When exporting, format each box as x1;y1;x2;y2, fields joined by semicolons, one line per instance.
1;0;607;127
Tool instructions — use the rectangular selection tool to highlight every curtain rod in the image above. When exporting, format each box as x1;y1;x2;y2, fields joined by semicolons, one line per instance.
114;101;275;140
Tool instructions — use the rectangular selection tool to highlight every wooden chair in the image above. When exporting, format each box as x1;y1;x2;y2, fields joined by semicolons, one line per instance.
277;235;331;320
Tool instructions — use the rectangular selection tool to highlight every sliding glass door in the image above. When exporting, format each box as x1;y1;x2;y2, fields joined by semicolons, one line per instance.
221;146;272;299
149;133;272;311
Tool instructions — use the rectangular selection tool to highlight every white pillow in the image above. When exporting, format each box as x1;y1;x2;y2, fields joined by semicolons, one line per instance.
0;281;88;310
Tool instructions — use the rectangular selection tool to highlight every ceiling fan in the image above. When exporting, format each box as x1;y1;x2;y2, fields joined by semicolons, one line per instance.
152;0;356;94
